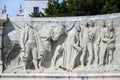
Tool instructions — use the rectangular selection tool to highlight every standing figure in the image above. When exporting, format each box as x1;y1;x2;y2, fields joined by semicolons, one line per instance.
19;22;44;70
93;22;102;66
87;21;95;66
62;24;82;71
106;23;115;65
99;21;108;66
81;21;94;67
80;22;88;67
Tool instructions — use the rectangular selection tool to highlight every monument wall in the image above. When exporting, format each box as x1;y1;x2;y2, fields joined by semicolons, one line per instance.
1;13;120;80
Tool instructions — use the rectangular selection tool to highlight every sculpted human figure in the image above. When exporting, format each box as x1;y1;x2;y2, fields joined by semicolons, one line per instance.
81;21;94;67
99;21;109;66
52;23;82;71
38;23;65;62
87;21;96;66
106;23;115;65
80;22;88;67
51;45;64;69
80;22;87;67
61;24;82;71
93;22;102;66
19;22;44;70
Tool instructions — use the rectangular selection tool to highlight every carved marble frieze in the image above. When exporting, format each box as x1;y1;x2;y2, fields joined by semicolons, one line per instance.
2;14;120;73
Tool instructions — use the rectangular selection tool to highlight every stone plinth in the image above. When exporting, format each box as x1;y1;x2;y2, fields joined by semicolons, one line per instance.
0;73;120;80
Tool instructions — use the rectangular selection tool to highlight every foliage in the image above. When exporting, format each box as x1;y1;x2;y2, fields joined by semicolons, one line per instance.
35;0;120;17
29;11;45;17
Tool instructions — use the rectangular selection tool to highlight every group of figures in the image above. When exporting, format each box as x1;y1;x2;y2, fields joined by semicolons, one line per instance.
3;20;116;72
3;22;65;72
51;20;115;71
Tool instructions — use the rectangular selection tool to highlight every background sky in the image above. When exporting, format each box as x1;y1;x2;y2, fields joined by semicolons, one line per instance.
0;0;24;16
0;0;63;16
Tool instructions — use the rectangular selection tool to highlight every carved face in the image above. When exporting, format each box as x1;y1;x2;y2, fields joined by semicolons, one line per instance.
88;21;94;27
101;21;106;27
108;23;113;32
76;25;81;32
51;27;65;41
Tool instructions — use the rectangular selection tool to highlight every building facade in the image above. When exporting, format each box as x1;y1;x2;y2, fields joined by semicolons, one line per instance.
24;0;48;17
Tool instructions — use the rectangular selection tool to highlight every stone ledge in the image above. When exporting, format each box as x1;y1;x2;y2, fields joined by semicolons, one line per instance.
1;73;120;80
1;73;120;78
9;13;120;22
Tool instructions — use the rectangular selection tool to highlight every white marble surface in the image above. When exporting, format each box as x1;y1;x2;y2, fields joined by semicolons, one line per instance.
1;13;120;75
1;73;120;80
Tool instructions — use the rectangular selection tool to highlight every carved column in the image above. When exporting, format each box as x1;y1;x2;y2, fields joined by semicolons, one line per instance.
0;9;7;73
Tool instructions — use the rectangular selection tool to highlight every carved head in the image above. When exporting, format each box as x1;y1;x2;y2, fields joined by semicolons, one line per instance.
51;27;65;41
25;21;34;29
75;22;81;32
101;20;106;27
85;22;90;28
107;22;114;32
88;20;94;27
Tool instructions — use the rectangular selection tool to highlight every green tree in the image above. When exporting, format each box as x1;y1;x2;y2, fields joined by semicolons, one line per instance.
53;0;60;16
101;0;120;14
29;11;45;17
44;0;54;17
60;0;68;16
43;0;120;17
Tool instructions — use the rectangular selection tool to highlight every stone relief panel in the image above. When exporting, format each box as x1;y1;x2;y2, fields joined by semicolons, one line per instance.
2;17;120;73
